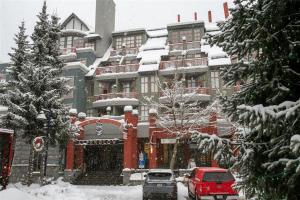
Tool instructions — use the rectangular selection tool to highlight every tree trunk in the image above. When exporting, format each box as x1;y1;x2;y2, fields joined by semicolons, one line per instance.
26;143;34;186
170;138;179;170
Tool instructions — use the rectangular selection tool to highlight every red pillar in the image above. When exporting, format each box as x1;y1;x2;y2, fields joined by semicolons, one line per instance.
123;106;137;169
65;139;74;170
148;110;158;169
177;14;181;22
194;12;198;21
132;110;139;169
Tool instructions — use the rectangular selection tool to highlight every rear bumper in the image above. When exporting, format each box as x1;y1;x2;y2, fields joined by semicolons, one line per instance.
143;186;177;199
199;195;241;200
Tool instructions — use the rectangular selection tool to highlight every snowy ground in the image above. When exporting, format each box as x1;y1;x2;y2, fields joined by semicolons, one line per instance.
0;178;189;200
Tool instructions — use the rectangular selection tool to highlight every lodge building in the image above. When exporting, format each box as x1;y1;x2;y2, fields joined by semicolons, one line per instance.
0;0;236;186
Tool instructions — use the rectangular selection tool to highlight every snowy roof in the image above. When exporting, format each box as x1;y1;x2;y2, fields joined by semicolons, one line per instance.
146;28;168;37
63;61;89;72
205;22;219;32
84;33;101;40
208;57;231;66
85;45;113;77
167;20;204;28
138;63;159;73
112;28;146;35
139;37;167;51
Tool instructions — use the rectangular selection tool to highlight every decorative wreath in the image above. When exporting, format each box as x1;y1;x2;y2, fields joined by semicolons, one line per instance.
32;136;45;152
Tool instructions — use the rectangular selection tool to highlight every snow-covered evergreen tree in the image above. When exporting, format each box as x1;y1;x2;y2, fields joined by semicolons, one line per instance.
196;0;300;199
1;1;69;185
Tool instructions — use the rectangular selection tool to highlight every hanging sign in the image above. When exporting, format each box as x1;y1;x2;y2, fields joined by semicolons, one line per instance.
32;136;44;152
96;122;103;136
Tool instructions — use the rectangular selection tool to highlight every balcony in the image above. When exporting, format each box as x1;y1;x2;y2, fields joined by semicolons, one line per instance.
96;64;139;75
159;87;210;103
110;47;139;57
160;58;208;75
89;92;139;108
60;47;77;55
169;41;201;51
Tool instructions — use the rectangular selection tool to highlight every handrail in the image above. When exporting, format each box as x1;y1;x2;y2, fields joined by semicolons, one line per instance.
88;92;138;102
110;47;139;56
169;41;201;51
96;64;139;75
160;87;210;96
160;57;208;70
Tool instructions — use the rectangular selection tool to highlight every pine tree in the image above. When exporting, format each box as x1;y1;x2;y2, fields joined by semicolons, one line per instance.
197;0;300;199
1;1;69;185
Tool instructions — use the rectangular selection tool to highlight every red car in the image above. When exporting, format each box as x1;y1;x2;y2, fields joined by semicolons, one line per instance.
187;167;240;200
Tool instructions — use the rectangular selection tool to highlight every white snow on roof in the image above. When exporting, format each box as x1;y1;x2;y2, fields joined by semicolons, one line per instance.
84;33;101;39
138;63;159;72
167;20;204;27
209;57;231;66
93;98;138;104
146;28;168;37
205;22;219;32
64;61;89;72
85;45;112;77
206;45;231;66
0;105;8;112
113;28;145;35
61;29;88;36
139;37;167;51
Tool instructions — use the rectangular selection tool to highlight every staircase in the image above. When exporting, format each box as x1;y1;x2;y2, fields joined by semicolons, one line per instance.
73;170;123;185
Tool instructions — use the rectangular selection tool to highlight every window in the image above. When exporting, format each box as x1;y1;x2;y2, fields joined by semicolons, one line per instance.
171;31;179;43
141;77;148;93
180;30;193;42
136;35;142;47
116;37;122;49
211;71;220;89
123;82;130;94
150;76;158;93
67;36;72;48
85;42;95;50
194;28;201;41
187;77;197;88
203;172;235;182
140;105;149;121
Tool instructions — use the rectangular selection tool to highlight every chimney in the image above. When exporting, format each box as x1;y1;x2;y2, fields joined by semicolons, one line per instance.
223;2;229;19
208;10;212;23
177;14;181;22
194;12;198;21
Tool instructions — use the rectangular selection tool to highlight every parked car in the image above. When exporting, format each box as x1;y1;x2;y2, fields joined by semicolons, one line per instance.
187;167;240;200
143;169;177;200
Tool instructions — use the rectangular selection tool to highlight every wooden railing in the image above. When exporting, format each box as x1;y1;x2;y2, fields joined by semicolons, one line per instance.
110;47;139;56
160;58;208;70
169;41;201;51
88;92;138;102
160;87;210;96
96;64;139;75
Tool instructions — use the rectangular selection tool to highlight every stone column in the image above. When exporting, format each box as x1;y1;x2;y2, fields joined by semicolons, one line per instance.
148;109;158;169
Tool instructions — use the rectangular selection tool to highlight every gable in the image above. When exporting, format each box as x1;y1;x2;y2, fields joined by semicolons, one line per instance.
61;13;90;31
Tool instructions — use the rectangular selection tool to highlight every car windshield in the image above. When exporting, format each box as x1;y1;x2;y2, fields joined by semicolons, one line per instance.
148;172;172;180
203;172;235;182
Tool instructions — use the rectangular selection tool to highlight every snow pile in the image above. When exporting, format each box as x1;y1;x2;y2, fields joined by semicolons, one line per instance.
129;172;146;181
290;134;300;154
124;105;133;112
137;30;168;73
208;45;231;66
0;188;37;200
1;179;189;200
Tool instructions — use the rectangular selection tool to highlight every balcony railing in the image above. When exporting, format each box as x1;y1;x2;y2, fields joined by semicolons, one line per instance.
160;87;210;97
160;58;208;70
169;41;201;51
88;92;138;102
96;64;139;75
110;47;139;57
60;47;77;55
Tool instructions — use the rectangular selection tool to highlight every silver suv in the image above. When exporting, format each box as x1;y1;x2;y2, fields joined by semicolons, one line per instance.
143;169;177;200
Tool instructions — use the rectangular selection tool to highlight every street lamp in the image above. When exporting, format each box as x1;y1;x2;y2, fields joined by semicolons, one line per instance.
37;110;52;181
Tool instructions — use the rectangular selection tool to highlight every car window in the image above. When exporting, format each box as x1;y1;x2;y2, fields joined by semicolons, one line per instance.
148;172;172;180
203;172;235;182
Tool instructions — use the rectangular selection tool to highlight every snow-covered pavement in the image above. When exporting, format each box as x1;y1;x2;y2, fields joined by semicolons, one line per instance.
0;178;189;200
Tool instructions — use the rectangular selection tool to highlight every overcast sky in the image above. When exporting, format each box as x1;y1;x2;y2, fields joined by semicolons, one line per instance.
0;0;234;62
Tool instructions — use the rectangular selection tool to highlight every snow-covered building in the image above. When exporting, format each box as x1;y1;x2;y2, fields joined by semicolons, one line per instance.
1;0;236;186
